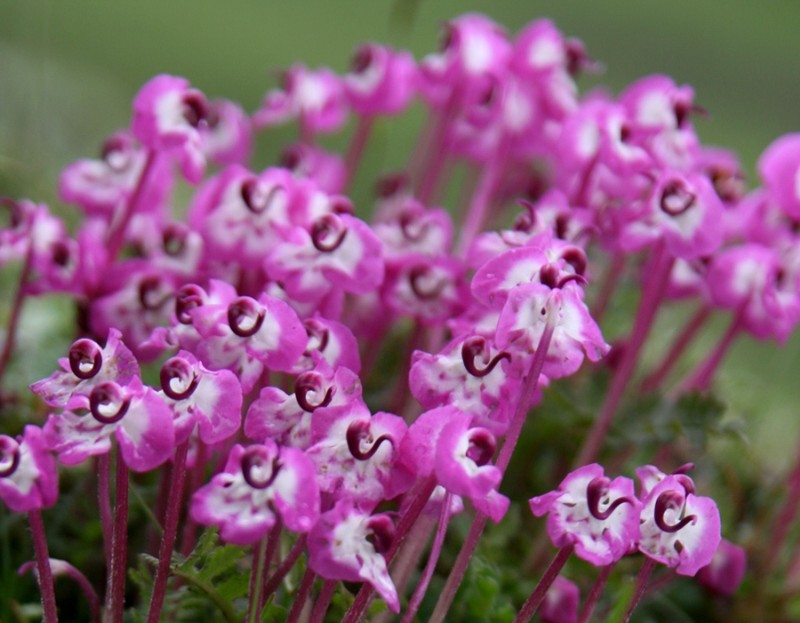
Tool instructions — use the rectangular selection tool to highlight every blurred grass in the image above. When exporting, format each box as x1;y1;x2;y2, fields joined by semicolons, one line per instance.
1;0;799;468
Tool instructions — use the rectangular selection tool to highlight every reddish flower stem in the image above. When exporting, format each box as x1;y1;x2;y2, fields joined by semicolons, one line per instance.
246;537;268;623
678;307;742;394
286;565;316;621
514;545;574;623
28;510;59;623
401;492;452;623
105;150;157;262
765;439;800;575
345;115;373;189
641;304;711;393
109;454;129;623
577;563;614;623
622;557;657;623
576;242;674;467
147;442;189;623
261;534;307;604
417;97;457;205
590;251;626;326
97;455;113;564
309;580;336;623
430;310;557;623
0;242;32;389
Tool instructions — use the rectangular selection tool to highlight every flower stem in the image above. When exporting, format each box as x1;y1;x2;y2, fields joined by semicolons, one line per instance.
345;115;373;189
0;241;32;389
590;251;625;326
576;242;674;467
430;309;557;623
577;563;613;623
641;304;711;393
28;510;59;623
97;455;113;564
621;557;657;623
105;150;157;261
309;580;335;623
678;307;742;394
109;454;129;623
286;565;316;621
401;492;452;623
247;537;269;623
765;439;800;575
417;99;456;205
147;442;189;623
514;545;574;623
261;534;306;604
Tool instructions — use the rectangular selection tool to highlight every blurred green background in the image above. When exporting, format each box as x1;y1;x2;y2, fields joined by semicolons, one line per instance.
1;0;799;469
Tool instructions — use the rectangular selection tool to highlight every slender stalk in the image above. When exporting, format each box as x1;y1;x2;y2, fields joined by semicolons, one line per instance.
417;96;457;205
147;442;189;623
261;534;307;604
28;510;59;623
577;563;613;623
342;476;437;623
286;566;316;621
0;241;33;387
105;150;157;261
678;308;742;394
765;439;800;575
309;580;335;623
345;116;373;189
247;537;269;623
590;252;626;326
456;141;506;257
641;305;711;393
621;557;657;623
389;321;425;418
514;545;574;623
180;442;207;556
97;455;113;564
576;242;674;467
258;521;283;610
108;455;129;623
430;309;557;623
389;515;436;605
401;493;452;623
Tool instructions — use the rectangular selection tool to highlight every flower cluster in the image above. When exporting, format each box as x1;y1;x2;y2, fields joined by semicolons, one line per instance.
2;10;797;623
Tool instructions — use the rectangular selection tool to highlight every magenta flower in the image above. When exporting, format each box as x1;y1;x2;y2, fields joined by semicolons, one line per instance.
697;538;746;596
131;74;209;182
253;64;348;135
158;351;242;446
30;329;140;409
540;576;579;623
638;474;721;576
307;498;399;612
757;133;800;220
44;378;174;472
191;441;320;545
344;43;417;116
530;464;640;566
0;426;58;513
280;143;347;194
200;98;252;167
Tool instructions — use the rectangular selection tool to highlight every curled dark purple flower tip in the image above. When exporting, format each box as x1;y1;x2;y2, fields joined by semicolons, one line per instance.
654;490;697;533
241;446;282;490
294;372;333;412
160;356;199;401
89;382;130;424
0;436;21;478
365;514;395;554
346;420;394;461
68;339;103;380
311;214;348;252
586;476;634;520
461;336;511;378
227;297;265;338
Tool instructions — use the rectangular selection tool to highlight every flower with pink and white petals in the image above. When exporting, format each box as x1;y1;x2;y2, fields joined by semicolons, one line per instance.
697;538;746;596
253;65;348;135
30;329;140;409
409;335;522;436
200;99;252;167
372;199;454;263
245;363;362;450
344;43;417;116
159;351;242;446
280;143;347;194
190;441;320;545
400;406;509;522
44;378;174;472
290;316;361;374
308;498;399;612
758;134;800;220
638;475;721;576
306;405;413;508
381;255;467;324
0;426;58;513
132;74;209;183
530;464;640;566
266;212;384;302
496;282;608;380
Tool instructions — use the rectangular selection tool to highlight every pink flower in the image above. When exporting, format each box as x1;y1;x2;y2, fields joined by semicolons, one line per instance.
307;498;399;612
191;441;320;545
530;464;640;566
344;43;417;116
540;576;579;623
0;426;58;513
697;538;747;596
